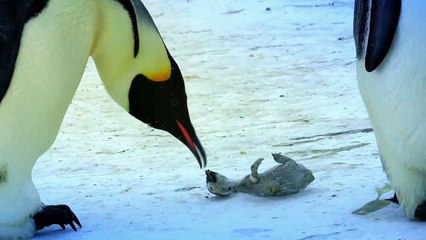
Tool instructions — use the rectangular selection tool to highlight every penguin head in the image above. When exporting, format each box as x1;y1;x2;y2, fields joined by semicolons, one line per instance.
91;0;206;168
128;54;206;168
205;170;234;196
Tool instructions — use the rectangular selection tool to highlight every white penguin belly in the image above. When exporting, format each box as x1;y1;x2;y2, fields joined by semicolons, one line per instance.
0;0;96;238
357;2;426;218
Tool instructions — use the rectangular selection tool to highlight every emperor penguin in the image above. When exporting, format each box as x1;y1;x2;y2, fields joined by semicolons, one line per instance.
354;0;426;220
0;0;206;238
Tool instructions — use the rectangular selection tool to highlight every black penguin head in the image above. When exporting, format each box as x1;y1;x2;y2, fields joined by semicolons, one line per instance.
128;56;206;168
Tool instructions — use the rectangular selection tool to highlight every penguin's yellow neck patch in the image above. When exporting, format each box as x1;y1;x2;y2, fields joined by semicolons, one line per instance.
146;69;171;82
136;26;172;82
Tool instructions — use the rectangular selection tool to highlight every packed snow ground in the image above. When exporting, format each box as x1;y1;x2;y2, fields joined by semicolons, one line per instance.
33;0;425;239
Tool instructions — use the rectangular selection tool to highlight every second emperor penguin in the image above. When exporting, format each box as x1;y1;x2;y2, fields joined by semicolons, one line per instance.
354;0;426;220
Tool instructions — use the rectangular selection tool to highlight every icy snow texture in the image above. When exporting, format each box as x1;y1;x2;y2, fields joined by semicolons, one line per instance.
33;0;425;239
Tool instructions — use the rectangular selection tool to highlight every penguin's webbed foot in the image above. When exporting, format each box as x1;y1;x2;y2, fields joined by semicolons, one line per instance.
388;195;426;221
33;205;82;231
415;202;426;221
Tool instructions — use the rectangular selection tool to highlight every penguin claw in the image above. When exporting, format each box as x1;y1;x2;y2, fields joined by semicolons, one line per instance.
33;204;82;232
386;193;399;204
386;195;426;221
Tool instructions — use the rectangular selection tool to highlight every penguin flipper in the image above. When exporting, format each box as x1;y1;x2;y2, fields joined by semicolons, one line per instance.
362;0;401;72
354;0;369;60
0;1;25;103
0;0;48;103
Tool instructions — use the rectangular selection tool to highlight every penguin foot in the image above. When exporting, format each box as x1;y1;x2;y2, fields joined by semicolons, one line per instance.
387;193;399;204
33;205;82;231
414;202;426;221
387;194;426;220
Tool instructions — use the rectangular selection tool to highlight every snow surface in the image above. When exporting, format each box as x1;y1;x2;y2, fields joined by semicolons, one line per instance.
33;0;425;239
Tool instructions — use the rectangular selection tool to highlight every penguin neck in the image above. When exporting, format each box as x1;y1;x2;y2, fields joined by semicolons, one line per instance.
228;178;241;191
91;0;172;111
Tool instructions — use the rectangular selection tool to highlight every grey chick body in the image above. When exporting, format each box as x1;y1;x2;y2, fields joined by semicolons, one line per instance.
206;153;314;197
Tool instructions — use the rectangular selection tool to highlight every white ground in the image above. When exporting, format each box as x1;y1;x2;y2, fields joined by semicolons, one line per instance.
33;0;425;239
